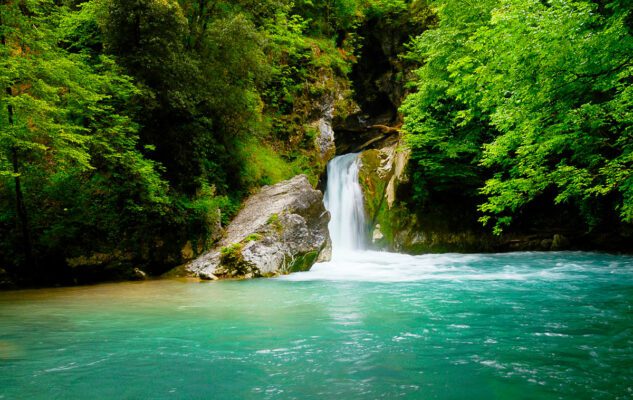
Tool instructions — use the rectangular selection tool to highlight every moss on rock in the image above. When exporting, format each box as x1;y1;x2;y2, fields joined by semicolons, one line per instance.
285;250;319;274
217;243;260;278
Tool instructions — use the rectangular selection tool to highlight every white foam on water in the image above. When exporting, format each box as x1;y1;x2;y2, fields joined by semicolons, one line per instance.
281;250;568;282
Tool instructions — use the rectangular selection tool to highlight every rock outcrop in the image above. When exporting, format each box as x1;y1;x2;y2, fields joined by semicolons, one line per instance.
314;98;336;162
357;140;616;253
358;140;525;252
358;140;415;251
179;175;331;280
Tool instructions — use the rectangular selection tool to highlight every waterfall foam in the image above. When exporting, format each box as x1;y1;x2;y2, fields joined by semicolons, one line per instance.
323;153;366;255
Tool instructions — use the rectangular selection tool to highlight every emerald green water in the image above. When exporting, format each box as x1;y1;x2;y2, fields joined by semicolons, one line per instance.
1;251;632;399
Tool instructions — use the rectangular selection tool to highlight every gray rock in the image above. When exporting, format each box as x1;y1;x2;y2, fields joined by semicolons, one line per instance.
314;97;336;161
181;175;331;279
372;224;384;242
316;239;332;262
199;271;218;281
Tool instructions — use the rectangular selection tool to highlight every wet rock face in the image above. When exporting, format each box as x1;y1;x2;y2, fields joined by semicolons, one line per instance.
333;7;435;156
179;175;331;280
358;142;413;251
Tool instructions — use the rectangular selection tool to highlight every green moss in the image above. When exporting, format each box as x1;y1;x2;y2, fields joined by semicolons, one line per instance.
220;242;242;257
358;150;389;221
218;243;259;278
358;149;393;248
237;137;296;187
244;233;263;242
285;251;319;274
267;213;284;233
236;132;326;191
374;203;395;246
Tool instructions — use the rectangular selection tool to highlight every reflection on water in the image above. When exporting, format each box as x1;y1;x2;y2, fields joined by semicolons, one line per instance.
0;251;632;399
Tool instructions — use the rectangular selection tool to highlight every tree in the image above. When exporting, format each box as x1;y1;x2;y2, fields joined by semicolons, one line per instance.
1;1;92;267
100;0;271;194
470;0;633;232
0;1;171;277
401;0;498;204
402;0;632;233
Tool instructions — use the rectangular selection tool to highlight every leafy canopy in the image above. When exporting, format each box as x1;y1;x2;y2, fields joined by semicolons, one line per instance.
402;0;633;233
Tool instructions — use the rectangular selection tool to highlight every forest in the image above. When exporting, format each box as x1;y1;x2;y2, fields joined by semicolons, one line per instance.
1;0;631;285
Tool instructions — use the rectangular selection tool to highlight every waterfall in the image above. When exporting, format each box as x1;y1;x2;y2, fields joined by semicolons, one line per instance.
324;153;366;255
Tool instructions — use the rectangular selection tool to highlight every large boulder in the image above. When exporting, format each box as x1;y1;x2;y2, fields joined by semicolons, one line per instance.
181;175;331;280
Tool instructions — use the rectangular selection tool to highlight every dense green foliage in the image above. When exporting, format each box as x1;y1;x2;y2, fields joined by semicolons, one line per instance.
402;0;632;233
2;0;630;283
1;1;173;278
0;0;413;281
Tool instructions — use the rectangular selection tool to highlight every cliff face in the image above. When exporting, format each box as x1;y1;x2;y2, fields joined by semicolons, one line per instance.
333;6;433;157
357;139;633;254
358;143;411;250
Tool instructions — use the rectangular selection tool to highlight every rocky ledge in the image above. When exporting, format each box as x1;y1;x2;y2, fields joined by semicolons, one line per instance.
174;175;331;280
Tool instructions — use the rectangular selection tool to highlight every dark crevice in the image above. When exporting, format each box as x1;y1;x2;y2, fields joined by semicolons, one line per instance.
333;10;429;155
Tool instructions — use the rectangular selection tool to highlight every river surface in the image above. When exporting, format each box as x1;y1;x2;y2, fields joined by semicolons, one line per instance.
1;251;633;399
2;154;633;399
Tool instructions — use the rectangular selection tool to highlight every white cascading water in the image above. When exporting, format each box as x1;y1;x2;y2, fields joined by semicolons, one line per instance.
283;154;575;282
323;153;366;255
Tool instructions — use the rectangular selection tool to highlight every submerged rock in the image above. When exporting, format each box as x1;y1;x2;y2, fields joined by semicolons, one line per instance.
132;268;148;281
180;175;331;280
199;271;218;281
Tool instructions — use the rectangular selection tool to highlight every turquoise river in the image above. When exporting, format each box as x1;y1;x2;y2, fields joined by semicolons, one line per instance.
1;250;632;399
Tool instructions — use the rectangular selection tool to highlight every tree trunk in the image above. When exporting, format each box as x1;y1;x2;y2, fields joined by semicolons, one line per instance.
2;0;34;270
7;89;33;268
